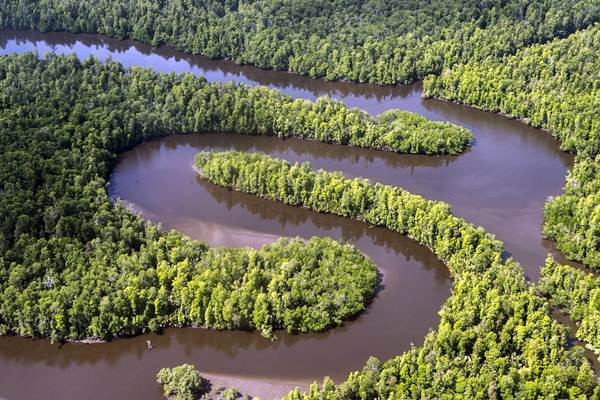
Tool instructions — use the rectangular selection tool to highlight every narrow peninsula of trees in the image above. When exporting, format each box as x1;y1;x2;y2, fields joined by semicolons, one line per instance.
539;259;600;357
0;52;385;341
0;53;472;156
195;151;503;277
1;0;598;84
425;23;600;270
195;150;600;398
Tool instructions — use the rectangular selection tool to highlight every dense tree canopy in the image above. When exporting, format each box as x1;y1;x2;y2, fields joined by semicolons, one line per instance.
1;0;598;84
425;24;600;158
195;150;504;277
0;53;384;340
1;2;599;395
157;364;204;400
540;259;600;357
3;232;378;340
425;23;600;270
196;150;600;398
0;52;472;157
423;21;600;380
544;156;600;270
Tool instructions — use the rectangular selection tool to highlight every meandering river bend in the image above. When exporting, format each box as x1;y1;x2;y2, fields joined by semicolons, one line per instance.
0;30;577;400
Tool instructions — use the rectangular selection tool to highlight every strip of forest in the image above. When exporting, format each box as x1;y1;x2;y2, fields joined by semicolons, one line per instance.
1;0;598;84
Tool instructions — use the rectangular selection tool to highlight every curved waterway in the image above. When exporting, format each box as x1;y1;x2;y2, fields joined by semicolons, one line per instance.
0;30;578;400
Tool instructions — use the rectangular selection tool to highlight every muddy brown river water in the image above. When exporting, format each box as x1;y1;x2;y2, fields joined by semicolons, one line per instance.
0;30;579;400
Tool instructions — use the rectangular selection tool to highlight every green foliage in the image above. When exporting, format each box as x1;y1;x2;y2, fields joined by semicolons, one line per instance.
540;258;600;356
1;0;598;84
198;150;600;398
425;23;600;270
0;52;470;157
425;24;600;158
284;261;600;399
157;364;203;400
222;388;241;400
0;53;381;340
423;20;600;379
195;151;504;277
0;11;598;396
544;156;600;270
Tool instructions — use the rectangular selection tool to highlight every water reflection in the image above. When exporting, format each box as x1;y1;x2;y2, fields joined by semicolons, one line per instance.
0;30;409;107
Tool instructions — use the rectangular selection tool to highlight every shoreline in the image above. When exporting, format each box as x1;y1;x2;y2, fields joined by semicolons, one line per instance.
201;372;310;400
421;93;557;142
0;27;593;400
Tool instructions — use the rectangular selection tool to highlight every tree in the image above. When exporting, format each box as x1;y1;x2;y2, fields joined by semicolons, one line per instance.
156;364;203;400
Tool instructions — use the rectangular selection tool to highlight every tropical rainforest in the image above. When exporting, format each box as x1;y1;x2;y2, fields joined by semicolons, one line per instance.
1;0;599;85
0;53;384;340
196;150;600;398
544;156;600;270
540;259;600;357
425;23;600;270
0;0;599;399
421;22;600;400
195;151;503;277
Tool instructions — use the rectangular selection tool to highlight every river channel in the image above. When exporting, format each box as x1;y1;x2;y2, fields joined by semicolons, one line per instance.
0;30;576;400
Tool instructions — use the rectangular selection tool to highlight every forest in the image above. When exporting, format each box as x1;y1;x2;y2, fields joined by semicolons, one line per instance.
425;23;600;270
2;231;377;340
544;156;600;270
196;150;600;398
0;53;471;155
540;259;600;357
1;2;599;397
0;0;598;84
0;52;384;341
418;20;600;397
424;24;599;158
195;150;504;276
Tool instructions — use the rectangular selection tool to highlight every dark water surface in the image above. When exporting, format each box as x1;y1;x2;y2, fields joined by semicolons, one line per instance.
0;30;577;400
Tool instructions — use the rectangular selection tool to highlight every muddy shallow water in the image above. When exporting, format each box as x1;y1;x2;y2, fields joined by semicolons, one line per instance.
0;29;578;400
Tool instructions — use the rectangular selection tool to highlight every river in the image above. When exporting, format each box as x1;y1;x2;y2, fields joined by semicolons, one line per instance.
0;29;577;400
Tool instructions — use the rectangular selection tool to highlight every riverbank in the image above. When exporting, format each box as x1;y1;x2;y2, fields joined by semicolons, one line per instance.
201;373;308;400
0;30;579;400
